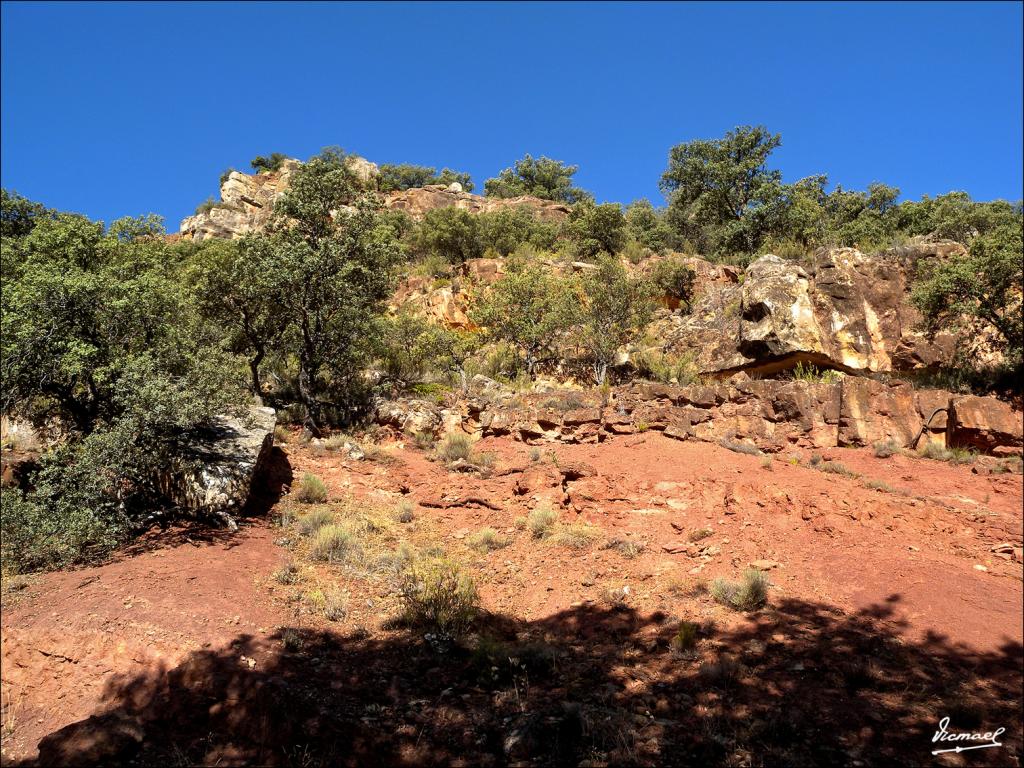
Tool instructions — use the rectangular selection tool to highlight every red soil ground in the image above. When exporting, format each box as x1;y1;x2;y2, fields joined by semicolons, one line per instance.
2;434;1021;767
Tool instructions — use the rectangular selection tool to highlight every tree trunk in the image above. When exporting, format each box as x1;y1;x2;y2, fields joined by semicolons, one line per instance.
297;348;322;436
249;347;265;400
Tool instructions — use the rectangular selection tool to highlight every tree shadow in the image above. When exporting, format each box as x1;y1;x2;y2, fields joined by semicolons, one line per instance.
15;595;1023;767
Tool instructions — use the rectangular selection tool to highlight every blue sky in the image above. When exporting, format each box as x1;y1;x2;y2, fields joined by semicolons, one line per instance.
2;1;1022;230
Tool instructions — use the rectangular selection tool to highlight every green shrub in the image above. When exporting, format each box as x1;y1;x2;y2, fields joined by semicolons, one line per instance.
527;506;558;539
711;569;769;611
413;430;436;451
308;524;357;563
649;257;696;309
918;442;976;464
790;361;842;384
466;527;510;552
250;152;288;174
398;556;479;637
294;473;328;503
194;197;221;216
297;508;333;536
632;347;698;384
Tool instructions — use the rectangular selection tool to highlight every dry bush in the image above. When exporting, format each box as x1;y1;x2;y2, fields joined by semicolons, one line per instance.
308;525;357;564
688;527;713;543
550;523;603;550
872;439;900;458
466;527;510;552
273;561;303;585
711;569;768;611
297;508;333;536
527;506;558;539
294;473;328;504
398;556;479;637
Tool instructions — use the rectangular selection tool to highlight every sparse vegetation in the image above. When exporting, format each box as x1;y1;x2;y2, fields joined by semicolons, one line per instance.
297;508;333;536
670;621;700;653
918;442;976;464
818;461;858;477
711;569;769;611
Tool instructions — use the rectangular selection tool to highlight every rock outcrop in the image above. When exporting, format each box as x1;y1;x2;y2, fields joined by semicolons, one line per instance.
180;164;568;242
384;185;570;223
656;244;962;376
159;406;277;527
380;379;1021;456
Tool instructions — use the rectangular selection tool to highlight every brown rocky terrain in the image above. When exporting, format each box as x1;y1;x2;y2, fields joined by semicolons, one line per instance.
1;416;1021;766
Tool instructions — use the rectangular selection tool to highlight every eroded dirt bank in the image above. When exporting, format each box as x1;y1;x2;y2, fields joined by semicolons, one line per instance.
2;434;1021;766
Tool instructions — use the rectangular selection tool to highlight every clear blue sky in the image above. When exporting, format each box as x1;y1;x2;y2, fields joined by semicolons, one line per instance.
2;1;1022;230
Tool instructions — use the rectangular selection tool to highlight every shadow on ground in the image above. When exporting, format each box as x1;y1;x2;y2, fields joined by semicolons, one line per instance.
15;593;1022;767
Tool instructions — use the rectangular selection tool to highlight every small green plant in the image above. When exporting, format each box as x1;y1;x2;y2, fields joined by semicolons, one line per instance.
527;506;558;539
760;456;773;470
398;556;479;637
809;453;823;467
872;439;900;458
466;527;510;552
790;361;842;384
294;473;328;504
297;508;333;536
308;524;357;563
788;456;801;466
635;421;650;433
550;522;603;550
273;561;303;585
670;620;700;653
711;569;768;611
194;197;221;216
529;447;542;462
274;425;289;444
688;527;713;543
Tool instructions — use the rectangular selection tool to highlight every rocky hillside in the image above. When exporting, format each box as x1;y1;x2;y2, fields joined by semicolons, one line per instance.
179;157;569;242
178;160;1007;381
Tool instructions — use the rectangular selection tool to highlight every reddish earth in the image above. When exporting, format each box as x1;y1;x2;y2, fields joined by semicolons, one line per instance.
2;433;1021;767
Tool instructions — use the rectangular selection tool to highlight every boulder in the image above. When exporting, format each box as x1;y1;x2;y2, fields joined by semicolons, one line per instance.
950;396;1024;454
161;406;276;528
375;399;442;436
